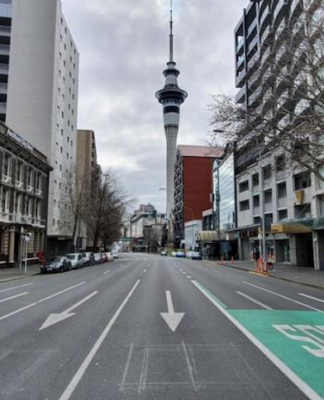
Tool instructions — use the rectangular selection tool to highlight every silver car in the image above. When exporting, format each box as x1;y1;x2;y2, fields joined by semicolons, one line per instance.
66;253;84;269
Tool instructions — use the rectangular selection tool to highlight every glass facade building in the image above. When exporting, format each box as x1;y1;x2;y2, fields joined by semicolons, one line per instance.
219;154;235;238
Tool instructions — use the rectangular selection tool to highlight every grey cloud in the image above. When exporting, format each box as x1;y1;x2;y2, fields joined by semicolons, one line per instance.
63;0;248;213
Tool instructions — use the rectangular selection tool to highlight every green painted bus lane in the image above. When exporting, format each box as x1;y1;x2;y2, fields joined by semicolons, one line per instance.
229;309;324;399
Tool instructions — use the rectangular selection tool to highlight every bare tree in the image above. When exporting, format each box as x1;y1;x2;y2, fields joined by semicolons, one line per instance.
60;165;90;249
209;1;324;180
84;170;134;249
144;225;163;253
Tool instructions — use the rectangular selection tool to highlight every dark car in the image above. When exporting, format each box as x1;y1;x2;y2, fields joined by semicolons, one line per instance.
40;257;72;274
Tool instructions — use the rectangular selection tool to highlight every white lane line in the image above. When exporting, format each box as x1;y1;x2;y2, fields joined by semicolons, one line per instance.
299;293;324;303
59;280;141;400
0;282;34;294
236;291;273;310
143;269;147;273
0;292;28;304
0;303;37;321
243;282;324;313
37;282;85;304
192;280;323;400
0;282;86;322
187;276;192;279
104;270;111;275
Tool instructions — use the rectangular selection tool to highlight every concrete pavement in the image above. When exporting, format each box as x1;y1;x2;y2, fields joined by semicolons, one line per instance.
212;259;324;289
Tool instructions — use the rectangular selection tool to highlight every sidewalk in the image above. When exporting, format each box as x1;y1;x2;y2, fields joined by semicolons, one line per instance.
0;264;40;283
209;260;324;290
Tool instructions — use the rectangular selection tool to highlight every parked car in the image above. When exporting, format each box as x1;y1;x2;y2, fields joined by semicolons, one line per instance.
41;257;72;274
186;251;202;260
82;252;94;266
175;251;185;258
112;251;118;259
160;250;167;256
66;253;84;269
100;253;108;262
94;253;104;264
106;252;114;262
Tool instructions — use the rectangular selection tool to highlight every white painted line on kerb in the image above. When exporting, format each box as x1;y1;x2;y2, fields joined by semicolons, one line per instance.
243;281;324;313
0;282;33;294
0;282;86;322
299;293;324;304
192;280;323;400
104;270;111;275
236;291;273;310
59;280;141;400
0;292;28;304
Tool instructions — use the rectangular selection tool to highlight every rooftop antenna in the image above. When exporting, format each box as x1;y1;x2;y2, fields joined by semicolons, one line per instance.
169;0;174;62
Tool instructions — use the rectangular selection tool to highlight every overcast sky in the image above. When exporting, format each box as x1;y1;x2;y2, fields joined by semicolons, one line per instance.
62;0;249;213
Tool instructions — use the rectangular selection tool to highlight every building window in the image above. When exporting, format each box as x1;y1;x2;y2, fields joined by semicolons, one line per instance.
3;154;10;176
252;173;259;187
71;140;73;147
66;153;69;159
60;164;62;171
294;171;311;190
253;216;261;225
67;136;69;143
61;111;64;119
277;182;287;198
239;200;250;211
253;195;260;208
294;204;311;218
63;60;66;67
278;209;288;220
264;189;272;204
263;165;272;181
60;147;63;153
239;180;249;193
1;188;8;212
61;129;64;136
276;155;286;172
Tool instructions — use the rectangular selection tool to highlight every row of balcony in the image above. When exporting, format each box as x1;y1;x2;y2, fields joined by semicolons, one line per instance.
1;175;43;196
0;212;45;228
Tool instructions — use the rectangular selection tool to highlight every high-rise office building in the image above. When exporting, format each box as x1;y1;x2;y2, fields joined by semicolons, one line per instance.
0;0;79;254
156;4;187;220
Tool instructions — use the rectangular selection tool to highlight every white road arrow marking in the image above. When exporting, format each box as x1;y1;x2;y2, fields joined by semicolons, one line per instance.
39;291;98;331
160;291;184;332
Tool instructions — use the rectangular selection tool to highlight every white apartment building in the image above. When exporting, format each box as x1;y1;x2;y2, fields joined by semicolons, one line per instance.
235;149;324;270
0;0;79;255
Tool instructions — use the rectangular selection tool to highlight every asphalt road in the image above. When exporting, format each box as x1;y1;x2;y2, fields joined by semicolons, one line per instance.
0;253;324;400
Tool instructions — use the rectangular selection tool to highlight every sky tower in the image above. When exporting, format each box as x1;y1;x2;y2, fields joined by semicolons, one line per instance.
156;0;188;220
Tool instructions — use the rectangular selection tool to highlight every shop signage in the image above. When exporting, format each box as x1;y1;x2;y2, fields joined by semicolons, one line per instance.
7;129;34;152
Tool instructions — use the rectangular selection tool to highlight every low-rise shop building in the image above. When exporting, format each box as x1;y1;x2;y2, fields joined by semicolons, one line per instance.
0;122;52;267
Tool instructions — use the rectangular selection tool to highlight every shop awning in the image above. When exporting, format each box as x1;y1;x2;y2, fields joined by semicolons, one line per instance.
196;231;218;242
271;218;314;234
